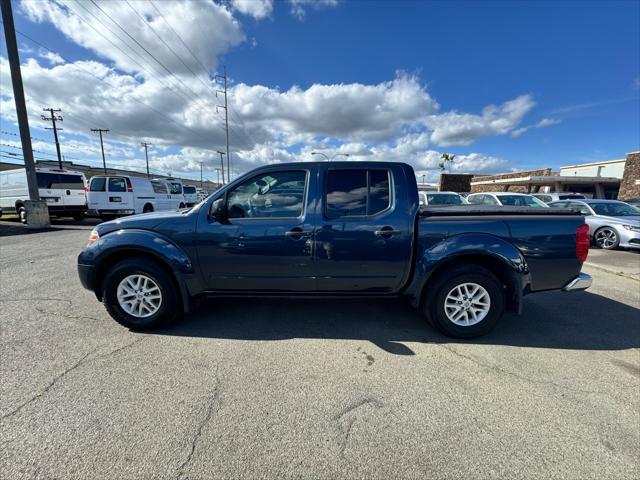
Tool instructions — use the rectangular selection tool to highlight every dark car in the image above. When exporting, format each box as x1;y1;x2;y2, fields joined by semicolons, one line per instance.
78;161;591;338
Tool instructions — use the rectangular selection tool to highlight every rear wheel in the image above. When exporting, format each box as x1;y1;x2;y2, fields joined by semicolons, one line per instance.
143;204;154;213
424;266;505;338
179;203;186;209
102;258;181;330
594;227;619;250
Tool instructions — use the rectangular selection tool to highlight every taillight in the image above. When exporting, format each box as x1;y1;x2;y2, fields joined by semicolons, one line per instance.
87;229;99;247
126;178;133;192
576;223;589;262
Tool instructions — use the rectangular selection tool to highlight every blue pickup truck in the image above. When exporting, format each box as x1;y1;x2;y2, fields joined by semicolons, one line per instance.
78;161;592;338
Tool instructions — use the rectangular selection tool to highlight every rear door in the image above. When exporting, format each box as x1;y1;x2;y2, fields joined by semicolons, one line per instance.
57;173;86;208
37;172;63;208
106;177;133;210
314;165;413;292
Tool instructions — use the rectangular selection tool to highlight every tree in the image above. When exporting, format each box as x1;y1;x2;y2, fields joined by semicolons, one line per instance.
439;153;456;173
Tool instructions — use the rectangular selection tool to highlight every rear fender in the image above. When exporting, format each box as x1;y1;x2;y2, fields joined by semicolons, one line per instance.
406;233;530;313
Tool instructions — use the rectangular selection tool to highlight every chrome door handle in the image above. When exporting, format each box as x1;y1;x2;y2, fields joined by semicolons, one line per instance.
375;228;401;238
285;227;306;241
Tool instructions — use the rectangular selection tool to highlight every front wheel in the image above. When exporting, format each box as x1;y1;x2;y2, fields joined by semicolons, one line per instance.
594;227;619;250
17;206;27;224
102;258;181;330
424;266;505;338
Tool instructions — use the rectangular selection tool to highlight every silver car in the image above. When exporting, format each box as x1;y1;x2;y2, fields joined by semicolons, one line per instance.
549;199;640;250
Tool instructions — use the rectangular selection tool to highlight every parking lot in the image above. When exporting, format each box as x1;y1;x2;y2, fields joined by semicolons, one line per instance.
1;219;639;480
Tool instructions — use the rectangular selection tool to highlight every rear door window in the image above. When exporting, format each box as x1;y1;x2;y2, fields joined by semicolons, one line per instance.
37;172;60;189
108;178;127;192
57;174;84;190
183;186;196;194
89;177;106;192
325;169;391;218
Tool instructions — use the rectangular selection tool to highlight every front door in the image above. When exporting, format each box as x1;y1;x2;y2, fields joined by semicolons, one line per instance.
314;166;413;293
196;168;316;292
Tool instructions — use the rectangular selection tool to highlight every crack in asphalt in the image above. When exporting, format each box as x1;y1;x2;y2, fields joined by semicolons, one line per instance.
0;298;73;305
176;371;221;479
1;337;147;420
335;398;383;456
438;344;634;397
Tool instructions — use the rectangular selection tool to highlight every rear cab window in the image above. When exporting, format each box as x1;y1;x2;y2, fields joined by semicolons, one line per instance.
325;169;391;219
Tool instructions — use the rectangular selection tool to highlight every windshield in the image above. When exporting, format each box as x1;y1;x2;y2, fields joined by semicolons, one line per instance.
590;202;639;216
426;193;464;205
498;195;548;208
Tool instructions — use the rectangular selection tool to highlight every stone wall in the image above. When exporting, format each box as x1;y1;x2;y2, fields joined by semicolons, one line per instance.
439;173;474;192
470;168;553;193
618;151;640;201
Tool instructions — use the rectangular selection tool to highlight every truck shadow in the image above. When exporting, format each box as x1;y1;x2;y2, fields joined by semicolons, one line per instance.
155;290;640;354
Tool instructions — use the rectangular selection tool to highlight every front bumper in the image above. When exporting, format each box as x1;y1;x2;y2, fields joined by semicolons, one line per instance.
562;273;592;291
78;263;94;291
619;228;640;249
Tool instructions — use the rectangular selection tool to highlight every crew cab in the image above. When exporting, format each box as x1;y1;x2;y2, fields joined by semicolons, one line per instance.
78;161;592;338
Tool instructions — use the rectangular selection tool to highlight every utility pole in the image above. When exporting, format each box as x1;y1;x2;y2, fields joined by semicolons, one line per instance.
2;0;49;226
141;142;152;178
42;107;63;169
199;161;204;189
215;65;230;183
215;168;221;186
216;150;226;184
91;128;109;174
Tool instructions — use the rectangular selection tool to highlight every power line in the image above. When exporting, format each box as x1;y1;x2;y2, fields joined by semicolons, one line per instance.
15;30;212;144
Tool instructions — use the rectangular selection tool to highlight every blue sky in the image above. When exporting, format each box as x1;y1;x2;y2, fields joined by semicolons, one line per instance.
1;0;638;181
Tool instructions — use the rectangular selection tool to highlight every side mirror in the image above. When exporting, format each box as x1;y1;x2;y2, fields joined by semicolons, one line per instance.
210;198;227;222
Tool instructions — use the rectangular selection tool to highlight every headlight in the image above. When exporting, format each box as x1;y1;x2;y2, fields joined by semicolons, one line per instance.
622;225;640;232
87;228;100;246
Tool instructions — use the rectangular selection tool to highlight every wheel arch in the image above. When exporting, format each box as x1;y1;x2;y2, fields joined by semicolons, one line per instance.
91;246;191;313
418;253;520;309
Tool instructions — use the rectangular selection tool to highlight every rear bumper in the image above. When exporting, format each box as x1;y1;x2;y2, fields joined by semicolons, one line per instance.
562;272;592;291
91;209;135;216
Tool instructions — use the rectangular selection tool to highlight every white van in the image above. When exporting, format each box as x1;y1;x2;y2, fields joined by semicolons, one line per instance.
183;184;198;206
0;167;87;223
154;177;185;205
87;175;186;220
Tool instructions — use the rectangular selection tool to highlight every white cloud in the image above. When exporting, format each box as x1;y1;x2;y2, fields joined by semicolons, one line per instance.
39;50;64;65
288;0;339;19
1;0;528;182
19;0;244;77
426;94;535;146
511;117;560;138
231;0;273;20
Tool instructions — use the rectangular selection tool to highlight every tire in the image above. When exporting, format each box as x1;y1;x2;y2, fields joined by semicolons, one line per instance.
17;206;27;224
424;266;505;338
143;204;154;213
179;203;186;209
102;258;181;330
72;212;85;222
594;227;619;250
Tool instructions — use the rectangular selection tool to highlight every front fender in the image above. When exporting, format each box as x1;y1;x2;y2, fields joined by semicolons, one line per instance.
78;228;194;311
405;233;530;311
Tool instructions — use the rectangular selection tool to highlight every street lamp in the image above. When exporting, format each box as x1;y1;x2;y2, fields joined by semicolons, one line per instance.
311;152;351;161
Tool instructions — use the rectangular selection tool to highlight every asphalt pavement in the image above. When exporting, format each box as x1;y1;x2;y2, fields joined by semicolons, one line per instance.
1;219;639;479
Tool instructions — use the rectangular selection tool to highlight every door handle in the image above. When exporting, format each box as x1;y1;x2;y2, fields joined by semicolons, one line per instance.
285;227;306;241
374;227;401;239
